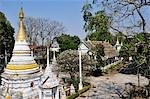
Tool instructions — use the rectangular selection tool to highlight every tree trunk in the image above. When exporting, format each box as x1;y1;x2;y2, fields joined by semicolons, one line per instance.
70;72;75;81
135;6;146;41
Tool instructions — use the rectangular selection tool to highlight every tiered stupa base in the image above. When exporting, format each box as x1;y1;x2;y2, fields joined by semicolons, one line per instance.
2;72;42;89
1;70;42;98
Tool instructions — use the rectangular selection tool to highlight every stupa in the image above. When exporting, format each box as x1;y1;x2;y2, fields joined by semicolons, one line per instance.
1;7;42;97
39;46;59;99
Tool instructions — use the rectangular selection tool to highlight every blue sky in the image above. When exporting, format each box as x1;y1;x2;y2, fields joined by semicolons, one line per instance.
0;0;87;39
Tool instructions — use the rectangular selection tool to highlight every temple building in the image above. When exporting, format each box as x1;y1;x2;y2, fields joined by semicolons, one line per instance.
0;8;60;99
79;40;120;65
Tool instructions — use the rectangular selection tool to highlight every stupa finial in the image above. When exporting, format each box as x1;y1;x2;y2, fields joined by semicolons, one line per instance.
16;7;26;41
19;7;24;20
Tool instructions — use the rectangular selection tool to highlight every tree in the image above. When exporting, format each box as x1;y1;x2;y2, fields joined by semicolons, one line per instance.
24;17;38;45
120;43;136;61
24;17;65;66
88;0;150;38
0;12;15;65
56;34;80;52
91;44;105;76
24;17;65;45
82;5;114;43
55;50;94;84
96;44;105;67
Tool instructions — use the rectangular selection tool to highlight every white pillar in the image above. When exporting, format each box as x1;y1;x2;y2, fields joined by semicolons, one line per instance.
78;49;83;90
47;46;49;67
53;50;56;63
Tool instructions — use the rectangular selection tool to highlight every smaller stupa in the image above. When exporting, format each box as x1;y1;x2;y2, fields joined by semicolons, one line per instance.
39;46;60;99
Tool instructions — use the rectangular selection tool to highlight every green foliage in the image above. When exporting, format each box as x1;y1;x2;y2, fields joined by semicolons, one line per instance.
119;33;150;61
67;92;79;99
87;31;114;42
69;77;80;91
134;33;145;42
67;84;91;99
103;61;122;73
133;33;150;43
82;8;109;33
96;44;105;67
78;84;91;94
82;5;114;43
91;44;105;76
0;12;15;64
56;34;80;52
119;43;136;60
82;3;92;23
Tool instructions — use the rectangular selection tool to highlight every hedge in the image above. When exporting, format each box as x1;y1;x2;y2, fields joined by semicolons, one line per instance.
103;61;122;73
67;84;91;99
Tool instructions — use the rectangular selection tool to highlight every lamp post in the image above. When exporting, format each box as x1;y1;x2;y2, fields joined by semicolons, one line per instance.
47;45;50;69
78;47;83;90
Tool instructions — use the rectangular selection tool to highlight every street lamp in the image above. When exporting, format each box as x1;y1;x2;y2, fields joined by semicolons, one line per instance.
78;47;83;90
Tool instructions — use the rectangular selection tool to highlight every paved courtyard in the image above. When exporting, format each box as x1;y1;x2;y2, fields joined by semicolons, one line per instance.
77;73;149;99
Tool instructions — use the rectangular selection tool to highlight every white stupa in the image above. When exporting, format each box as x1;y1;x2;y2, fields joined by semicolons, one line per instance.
115;37;122;52
1;7;42;98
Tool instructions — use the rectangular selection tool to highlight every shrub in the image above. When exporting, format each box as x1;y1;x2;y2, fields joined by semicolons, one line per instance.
78;84;91;94
104;61;122;73
67;92;79;99
67;84;91;99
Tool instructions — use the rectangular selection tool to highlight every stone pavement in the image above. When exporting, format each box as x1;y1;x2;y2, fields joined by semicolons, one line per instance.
77;73;149;99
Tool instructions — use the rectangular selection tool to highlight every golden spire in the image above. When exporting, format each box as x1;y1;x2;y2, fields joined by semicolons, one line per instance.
19;7;24;19
16;7;26;41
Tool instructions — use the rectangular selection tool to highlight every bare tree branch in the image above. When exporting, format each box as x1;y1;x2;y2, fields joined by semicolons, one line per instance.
24;17;65;46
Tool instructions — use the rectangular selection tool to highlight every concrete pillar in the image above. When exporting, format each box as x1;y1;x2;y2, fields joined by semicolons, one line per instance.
53;51;56;63
78;50;83;90
55;87;60;99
